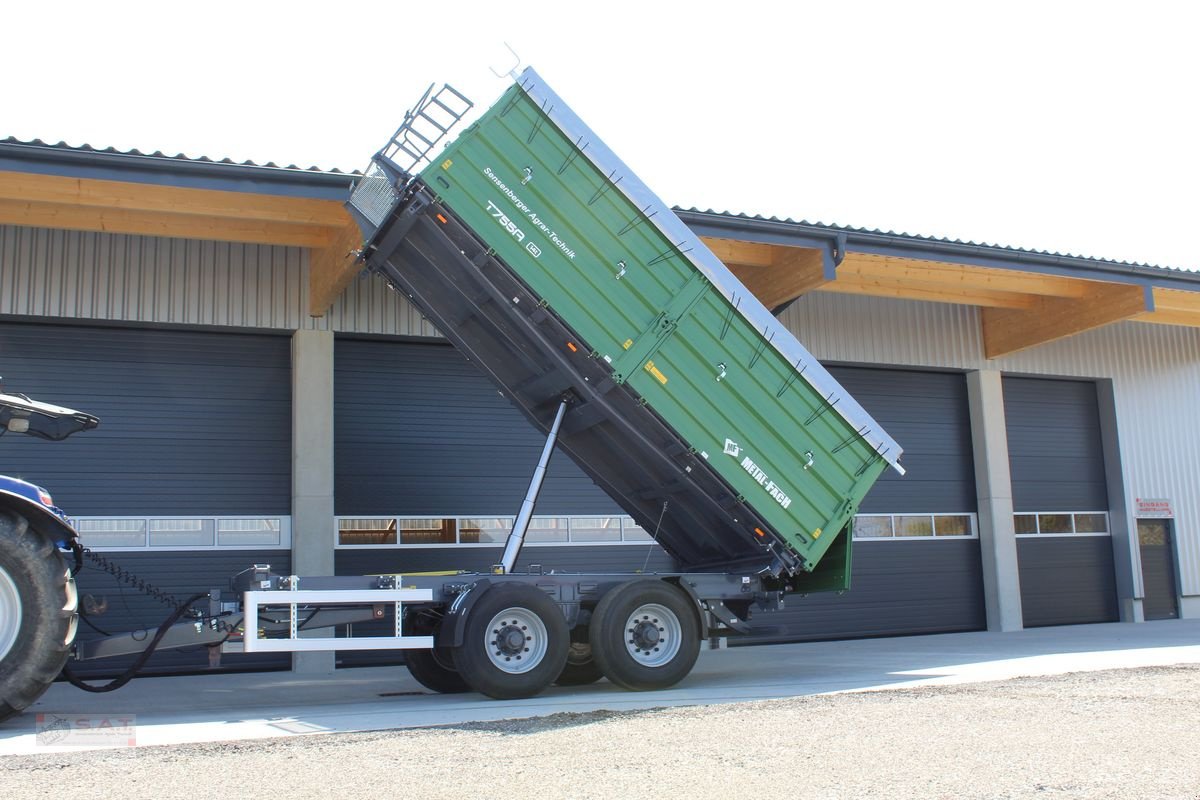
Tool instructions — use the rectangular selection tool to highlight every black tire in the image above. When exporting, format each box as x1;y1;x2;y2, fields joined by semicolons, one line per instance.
589;579;700;691
405;646;470;694
554;636;604;687
0;511;78;723
453;583;568;700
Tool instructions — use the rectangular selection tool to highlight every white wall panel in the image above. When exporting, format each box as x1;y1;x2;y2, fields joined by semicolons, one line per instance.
321;269;442;338
0;225;440;338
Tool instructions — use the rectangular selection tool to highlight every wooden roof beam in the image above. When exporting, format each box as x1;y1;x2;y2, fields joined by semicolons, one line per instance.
982;283;1153;359
0;170;348;228
700;238;833;311
1151;287;1200;313
1133;309;1200;326
818;273;1035;309
839;253;1091;298
700;236;775;268
309;219;367;316
0;198;336;248
726;246;832;311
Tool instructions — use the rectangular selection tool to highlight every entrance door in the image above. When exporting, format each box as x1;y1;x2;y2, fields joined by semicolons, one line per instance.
1138;519;1180;620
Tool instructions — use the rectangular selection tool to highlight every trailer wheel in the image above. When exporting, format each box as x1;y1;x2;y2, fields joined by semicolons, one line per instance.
405;646;470;694
453;583;568;700
554;637;603;687
0;512;78;723
589;579;699;692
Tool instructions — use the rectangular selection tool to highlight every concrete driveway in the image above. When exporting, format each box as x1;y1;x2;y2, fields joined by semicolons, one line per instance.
3;618;1197;754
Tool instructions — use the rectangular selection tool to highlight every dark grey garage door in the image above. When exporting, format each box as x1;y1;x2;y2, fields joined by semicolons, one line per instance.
0;322;292;676
1004;377;1118;627
0;323;291;515
335;338;623;519
746;367;985;642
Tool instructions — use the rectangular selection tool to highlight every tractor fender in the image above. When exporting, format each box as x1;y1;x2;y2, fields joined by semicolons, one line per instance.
0;480;78;549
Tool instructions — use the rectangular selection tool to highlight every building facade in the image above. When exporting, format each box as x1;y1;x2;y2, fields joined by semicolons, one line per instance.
1;138;1197;676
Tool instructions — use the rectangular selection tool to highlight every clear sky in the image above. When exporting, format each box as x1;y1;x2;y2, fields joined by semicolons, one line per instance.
4;1;1197;270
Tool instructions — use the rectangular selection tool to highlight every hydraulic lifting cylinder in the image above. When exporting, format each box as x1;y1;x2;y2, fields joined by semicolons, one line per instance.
498;399;569;574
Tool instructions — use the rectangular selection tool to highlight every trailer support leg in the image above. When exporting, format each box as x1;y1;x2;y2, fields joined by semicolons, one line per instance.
497;399;569;574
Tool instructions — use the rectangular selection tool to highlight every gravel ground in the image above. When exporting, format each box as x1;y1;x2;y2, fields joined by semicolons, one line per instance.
4;665;1199;799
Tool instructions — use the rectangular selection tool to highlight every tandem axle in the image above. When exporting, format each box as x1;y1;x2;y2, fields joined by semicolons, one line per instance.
69;565;784;698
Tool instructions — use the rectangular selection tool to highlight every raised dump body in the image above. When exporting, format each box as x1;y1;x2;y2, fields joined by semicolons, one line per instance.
349;68;902;587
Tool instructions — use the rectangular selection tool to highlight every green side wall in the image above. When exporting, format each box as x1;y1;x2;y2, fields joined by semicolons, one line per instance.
419;83;888;573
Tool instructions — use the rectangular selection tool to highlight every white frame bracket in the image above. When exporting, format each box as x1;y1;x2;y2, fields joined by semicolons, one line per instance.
242;589;435;652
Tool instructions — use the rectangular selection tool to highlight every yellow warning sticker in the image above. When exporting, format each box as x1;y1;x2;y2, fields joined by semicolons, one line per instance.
622;338;634;350
644;360;668;385
812;528;822;539
441;159;453;170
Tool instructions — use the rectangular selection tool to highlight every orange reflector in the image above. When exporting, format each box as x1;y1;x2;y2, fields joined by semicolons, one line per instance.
436;214;449;224
566;342;578;353
754;527;766;538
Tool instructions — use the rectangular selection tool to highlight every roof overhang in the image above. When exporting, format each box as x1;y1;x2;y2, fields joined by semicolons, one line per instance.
2;141;1198;358
681;210;1200;359
0;140;363;316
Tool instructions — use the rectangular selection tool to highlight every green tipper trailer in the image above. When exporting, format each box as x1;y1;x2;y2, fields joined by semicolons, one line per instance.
0;68;907;721
349;68;904;588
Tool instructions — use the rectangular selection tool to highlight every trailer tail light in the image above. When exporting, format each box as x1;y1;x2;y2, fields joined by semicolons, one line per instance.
753;527;766;539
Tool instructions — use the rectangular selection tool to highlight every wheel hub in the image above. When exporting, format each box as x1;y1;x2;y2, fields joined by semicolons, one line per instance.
622;603;683;667
629;618;662;650
483;606;549;675
493;622;530;658
0;566;22;663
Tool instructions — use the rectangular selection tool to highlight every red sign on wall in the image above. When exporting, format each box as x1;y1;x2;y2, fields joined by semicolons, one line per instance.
1135;498;1174;518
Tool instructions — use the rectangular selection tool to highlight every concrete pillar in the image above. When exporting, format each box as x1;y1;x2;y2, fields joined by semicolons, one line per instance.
291;329;336;673
966;370;1023;632
1096;379;1143;623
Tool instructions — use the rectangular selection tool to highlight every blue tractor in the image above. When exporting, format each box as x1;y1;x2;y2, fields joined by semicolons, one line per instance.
0;381;98;721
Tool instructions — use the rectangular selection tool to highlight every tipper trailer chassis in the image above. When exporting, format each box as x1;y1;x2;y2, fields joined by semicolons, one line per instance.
0;68;903;719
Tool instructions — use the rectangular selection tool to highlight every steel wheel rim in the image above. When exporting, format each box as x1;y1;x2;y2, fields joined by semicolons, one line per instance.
623;602;682;667
0;566;21;662
484;606;548;674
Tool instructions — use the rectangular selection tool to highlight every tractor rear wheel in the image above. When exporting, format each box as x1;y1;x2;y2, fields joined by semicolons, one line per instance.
0;511;78;723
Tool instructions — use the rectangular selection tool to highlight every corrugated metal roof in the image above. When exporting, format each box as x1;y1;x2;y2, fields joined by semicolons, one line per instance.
0;135;359;175
0;136;357;200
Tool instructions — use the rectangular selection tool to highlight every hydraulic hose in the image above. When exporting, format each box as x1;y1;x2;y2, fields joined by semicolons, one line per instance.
60;593;208;693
